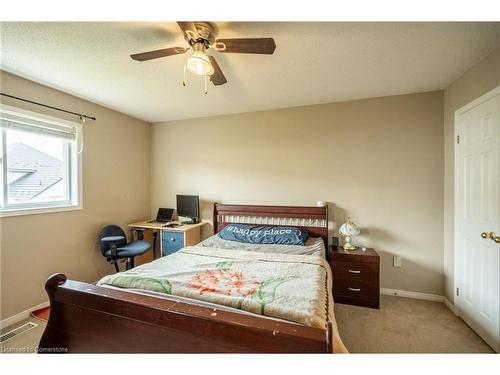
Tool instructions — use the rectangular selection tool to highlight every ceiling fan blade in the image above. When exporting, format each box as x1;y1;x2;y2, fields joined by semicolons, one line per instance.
177;21;200;40
208;56;227;86
130;47;187;61
214;38;276;54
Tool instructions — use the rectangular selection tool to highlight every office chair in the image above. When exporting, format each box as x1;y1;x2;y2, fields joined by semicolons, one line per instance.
99;225;151;272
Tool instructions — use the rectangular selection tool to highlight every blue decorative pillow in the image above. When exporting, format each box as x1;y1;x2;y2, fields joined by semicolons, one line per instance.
218;224;309;246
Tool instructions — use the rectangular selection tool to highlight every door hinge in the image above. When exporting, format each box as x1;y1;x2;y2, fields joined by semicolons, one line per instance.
456;287;459;297
456;134;460;144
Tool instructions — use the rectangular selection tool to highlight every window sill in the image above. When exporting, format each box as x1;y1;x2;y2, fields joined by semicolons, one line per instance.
0;203;82;218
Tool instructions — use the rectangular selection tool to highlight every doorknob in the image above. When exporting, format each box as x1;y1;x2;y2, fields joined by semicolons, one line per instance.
481;232;500;243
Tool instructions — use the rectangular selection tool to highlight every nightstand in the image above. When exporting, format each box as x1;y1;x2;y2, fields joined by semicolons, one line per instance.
329;246;380;309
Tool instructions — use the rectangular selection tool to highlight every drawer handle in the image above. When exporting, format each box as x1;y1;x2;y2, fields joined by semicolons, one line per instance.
348;269;361;274
170;238;176;242
348;287;361;292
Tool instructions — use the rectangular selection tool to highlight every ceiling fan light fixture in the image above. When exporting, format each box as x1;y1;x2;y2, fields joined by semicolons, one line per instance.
186;43;214;76
187;52;214;76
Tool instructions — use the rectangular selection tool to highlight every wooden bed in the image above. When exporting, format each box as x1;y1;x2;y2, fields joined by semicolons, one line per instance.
38;203;333;353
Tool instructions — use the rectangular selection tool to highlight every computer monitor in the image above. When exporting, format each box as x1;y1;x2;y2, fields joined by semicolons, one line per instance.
176;195;200;224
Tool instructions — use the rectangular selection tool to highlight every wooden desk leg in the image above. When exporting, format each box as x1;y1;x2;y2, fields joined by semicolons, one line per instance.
133;229;155;266
159;230;164;258
153;231;159;259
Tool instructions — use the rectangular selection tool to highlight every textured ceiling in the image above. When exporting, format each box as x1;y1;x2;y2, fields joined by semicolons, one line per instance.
1;22;500;122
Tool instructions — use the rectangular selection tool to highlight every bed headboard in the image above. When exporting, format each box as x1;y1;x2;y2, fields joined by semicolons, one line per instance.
213;203;329;255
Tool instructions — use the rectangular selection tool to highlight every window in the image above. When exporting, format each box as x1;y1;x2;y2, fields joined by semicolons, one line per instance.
0;104;82;216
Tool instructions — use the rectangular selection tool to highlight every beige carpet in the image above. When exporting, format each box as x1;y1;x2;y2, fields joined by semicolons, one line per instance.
334;295;494;353
0;295;494;353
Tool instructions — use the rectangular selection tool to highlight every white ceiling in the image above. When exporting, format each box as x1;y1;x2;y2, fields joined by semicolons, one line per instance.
1;22;500;123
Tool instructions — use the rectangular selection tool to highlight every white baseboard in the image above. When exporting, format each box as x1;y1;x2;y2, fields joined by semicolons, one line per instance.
380;288;460;315
443;297;459;315
0;301;49;330
380;288;444;302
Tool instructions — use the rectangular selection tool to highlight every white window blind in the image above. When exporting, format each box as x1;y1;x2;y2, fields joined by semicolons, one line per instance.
0;108;78;139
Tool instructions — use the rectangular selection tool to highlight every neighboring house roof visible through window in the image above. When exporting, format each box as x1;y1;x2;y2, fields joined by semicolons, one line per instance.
7;143;63;201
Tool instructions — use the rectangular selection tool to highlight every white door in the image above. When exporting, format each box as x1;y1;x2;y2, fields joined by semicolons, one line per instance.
455;86;500;352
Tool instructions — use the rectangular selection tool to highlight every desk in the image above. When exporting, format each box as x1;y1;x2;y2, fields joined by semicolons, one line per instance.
128;220;207;260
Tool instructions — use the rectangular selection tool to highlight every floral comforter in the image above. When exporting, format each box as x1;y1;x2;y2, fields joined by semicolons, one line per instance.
97;246;332;329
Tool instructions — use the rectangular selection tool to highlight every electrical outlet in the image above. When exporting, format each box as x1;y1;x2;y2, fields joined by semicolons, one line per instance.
393;256;402;268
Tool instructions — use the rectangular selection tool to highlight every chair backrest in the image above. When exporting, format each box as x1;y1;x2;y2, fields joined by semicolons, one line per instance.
99;225;127;256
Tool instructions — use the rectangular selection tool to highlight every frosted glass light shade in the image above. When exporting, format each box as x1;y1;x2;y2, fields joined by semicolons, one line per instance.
187;52;214;76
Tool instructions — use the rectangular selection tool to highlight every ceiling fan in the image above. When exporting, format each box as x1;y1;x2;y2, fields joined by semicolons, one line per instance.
130;22;276;93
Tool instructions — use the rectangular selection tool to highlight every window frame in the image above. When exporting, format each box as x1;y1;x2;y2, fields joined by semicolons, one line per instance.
0;104;82;217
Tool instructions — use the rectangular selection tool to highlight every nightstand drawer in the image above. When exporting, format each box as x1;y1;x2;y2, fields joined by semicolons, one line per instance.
332;261;378;283
333;278;378;299
162;231;184;256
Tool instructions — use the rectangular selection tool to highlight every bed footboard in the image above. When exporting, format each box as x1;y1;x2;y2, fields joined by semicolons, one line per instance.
38;273;333;353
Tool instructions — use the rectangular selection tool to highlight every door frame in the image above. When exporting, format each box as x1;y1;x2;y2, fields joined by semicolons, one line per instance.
454;84;500;350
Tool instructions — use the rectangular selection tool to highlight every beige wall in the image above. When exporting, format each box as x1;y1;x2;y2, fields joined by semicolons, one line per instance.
0;71;151;319
443;47;500;301
152;91;444;295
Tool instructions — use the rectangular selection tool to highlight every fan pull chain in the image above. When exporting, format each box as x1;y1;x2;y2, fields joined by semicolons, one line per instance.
204;75;208;95
182;54;188;87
